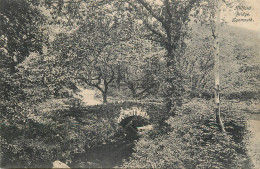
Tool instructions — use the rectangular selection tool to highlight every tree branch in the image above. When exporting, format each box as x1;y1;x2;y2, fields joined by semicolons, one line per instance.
107;68;115;84
165;0;173;21
134;83;156;98
131;0;165;24
211;26;216;39
88;83;104;93
143;21;166;42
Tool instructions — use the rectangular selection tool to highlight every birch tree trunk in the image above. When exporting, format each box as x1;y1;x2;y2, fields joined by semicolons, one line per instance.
214;0;225;132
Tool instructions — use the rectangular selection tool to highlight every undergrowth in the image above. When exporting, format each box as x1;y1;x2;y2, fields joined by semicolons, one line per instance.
1;101;165;168
122;98;252;168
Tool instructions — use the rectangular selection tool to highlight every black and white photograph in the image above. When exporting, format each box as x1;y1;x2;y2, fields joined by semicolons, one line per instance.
0;0;259;168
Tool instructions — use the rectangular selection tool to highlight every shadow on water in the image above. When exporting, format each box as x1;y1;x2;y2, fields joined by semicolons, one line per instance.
71;116;149;168
71;139;137;168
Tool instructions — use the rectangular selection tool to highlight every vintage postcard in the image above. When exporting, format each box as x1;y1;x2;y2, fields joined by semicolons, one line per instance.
0;0;259;168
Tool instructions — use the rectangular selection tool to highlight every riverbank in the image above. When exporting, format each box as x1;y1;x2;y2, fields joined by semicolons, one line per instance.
1;98;255;168
122;99;252;168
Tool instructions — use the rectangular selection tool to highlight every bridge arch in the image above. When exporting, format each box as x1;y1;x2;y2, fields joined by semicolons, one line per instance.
117;107;150;124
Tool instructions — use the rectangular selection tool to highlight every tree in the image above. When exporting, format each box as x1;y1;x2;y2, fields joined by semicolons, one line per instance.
77;46;117;104
0;0;45;73
213;0;225;132
192;0;245;131
180;32;215;99
123;62;159;98
122;0;199;114
120;39;164;99
0;0;47;125
56;2;134;103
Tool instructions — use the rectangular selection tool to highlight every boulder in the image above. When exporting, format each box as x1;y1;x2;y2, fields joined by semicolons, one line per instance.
52;160;70;168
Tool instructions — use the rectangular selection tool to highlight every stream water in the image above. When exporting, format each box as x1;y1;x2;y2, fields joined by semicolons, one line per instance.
69;114;260;168
70;130;140;168
69;88;148;168
72;89;260;168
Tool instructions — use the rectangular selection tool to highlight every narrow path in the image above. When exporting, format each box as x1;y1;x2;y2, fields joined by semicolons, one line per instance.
248;114;260;169
78;87;102;105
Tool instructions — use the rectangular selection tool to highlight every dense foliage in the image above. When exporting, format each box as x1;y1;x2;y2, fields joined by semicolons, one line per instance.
122;99;252;168
1;101;166;168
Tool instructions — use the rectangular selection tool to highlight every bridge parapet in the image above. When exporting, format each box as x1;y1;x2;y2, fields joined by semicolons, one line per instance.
117;107;150;123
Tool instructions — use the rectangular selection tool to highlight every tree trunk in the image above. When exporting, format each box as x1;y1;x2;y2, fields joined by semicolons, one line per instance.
102;92;107;104
165;44;174;113
103;80;108;104
116;66;122;91
214;0;225;132
10;56;18;74
127;82;137;98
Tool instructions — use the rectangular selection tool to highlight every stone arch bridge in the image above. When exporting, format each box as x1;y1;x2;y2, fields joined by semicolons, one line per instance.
116;107;154;133
117;107;150;123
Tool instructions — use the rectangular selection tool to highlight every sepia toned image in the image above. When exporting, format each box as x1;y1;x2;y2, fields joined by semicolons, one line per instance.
0;0;259;168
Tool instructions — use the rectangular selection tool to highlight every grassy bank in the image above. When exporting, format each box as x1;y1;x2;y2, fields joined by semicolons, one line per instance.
1;100;166;168
1;98;254;168
122;98;253;168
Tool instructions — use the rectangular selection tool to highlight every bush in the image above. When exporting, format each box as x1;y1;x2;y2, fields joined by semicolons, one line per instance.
225;91;260;100
1;101;167;168
122;99;252;168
